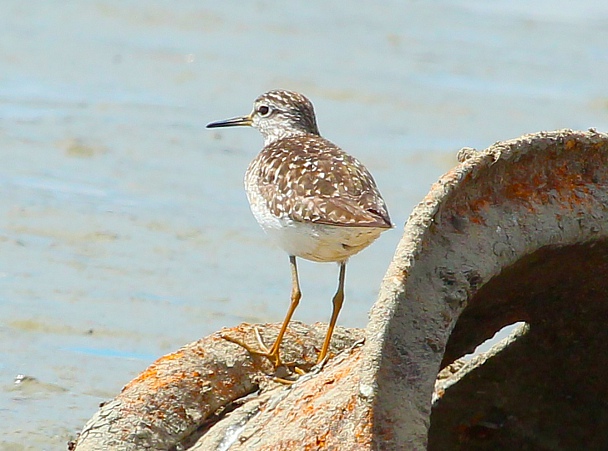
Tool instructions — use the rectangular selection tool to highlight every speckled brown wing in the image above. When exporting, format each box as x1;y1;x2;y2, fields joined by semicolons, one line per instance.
252;135;392;228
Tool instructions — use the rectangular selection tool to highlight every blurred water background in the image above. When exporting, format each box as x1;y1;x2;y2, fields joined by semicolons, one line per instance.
1;1;607;448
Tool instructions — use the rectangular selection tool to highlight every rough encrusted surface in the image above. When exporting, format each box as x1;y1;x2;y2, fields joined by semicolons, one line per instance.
365;129;608;449
72;323;363;450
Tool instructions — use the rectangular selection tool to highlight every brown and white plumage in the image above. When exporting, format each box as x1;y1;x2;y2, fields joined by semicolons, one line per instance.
207;90;392;366
249;134;390;228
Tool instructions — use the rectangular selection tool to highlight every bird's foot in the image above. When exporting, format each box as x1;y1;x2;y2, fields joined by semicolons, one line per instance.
221;326;289;369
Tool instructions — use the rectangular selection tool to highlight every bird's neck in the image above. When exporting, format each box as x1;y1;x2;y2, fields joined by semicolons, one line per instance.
262;128;318;146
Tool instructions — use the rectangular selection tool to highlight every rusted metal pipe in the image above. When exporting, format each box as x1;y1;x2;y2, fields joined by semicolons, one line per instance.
72;129;608;450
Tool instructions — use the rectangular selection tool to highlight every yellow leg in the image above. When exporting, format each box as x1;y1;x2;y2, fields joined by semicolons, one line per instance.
221;255;302;369
317;262;346;364
264;255;302;366
223;255;302;368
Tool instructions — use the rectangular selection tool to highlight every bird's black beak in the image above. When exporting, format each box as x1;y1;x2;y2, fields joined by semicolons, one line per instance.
206;115;253;128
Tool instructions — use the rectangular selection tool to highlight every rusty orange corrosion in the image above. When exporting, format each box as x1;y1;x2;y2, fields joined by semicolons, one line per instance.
123;350;186;392
449;141;606;227
252;348;373;450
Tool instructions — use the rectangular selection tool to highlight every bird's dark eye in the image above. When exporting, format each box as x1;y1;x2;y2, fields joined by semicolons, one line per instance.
257;105;270;116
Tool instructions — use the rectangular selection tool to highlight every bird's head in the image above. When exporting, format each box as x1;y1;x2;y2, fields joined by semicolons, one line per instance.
207;90;320;145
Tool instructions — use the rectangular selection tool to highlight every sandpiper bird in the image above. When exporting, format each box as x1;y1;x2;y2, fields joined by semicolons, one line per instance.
207;90;391;366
